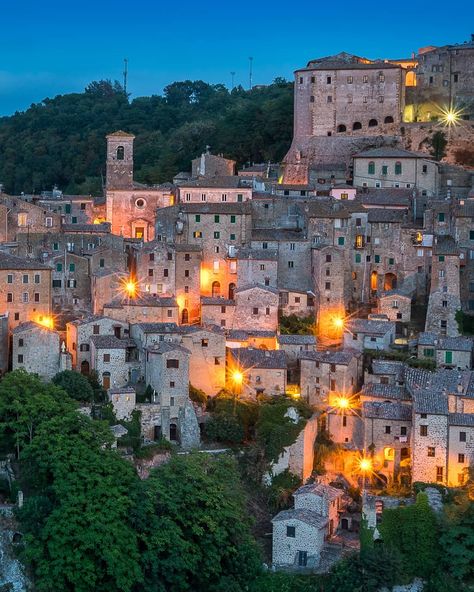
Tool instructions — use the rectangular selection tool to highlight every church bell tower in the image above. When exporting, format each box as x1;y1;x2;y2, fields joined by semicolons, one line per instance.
106;130;135;190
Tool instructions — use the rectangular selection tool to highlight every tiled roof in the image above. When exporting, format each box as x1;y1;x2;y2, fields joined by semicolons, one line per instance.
227;329;277;340
362;382;410;401
418;332;473;352
235;283;279;295
62;223;110;233
294;482;343;501
236;247;278;261
105;295;177;308
347;318;395;334
362;401;412;421
106;130;135;137
433;235;457;256
230;347;287;369
134;322;180;334
368;209;405;223
251;228;307;241
277;334;317;345
371;359;404;378
0;252;49;270
354;148;428;159
201;297;235;306
300;348;360;365
272;508;328;529
357;188;412;206
449;413;474;427
146;342;190;355
12;321;57;334
90;335;133;349
413;389;448;415
178;176;245;189
174;202;252;215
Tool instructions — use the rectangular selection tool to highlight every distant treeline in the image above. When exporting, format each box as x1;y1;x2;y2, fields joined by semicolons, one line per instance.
0;79;294;195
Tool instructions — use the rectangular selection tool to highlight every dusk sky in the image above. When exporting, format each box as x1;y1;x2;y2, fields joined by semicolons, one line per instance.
1;0;473;116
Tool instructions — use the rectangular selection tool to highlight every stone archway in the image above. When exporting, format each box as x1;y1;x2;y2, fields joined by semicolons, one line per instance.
384;272;397;291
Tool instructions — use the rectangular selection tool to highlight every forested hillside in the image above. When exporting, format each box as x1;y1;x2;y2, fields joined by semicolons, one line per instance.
0;79;293;196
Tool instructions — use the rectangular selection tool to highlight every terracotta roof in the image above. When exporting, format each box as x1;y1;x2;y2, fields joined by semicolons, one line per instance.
106;130;135;138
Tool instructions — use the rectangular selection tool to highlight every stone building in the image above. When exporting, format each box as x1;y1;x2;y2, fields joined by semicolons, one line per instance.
0;253;52;331
417;333;473;369
235;247;278;289
277;334;317;366
90;334;139;389
49;252;90;313
282;53;405;183
191;150;236;178
279;290;315;319
109;387;136;421
233;284;279;332
102;296;178;325
66;315;129;373
293;483;345;536
177;176;252;204
300;349;361;407
228;347;287;397
12;322;61;380
0;193;62;242
344;319;396;352
378;290;412;323
353;148;439;197
105;131;174;240
180;325;226;395
425;235;461;336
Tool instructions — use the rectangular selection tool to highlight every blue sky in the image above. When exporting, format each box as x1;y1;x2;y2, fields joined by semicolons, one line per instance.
1;0;473;115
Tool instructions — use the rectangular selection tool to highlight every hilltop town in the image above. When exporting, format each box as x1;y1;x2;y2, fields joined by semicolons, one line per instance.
0;36;473;592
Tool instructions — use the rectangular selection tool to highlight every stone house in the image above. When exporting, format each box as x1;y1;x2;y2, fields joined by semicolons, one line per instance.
200;297;235;329
12;322;61;380
228;347;287;397
378;290;412;323
447;414;474;486
293;483;345;536
417;333;473;369
277;334;317;366
233;284;279;331
178;176;252;204
109;387;136;421
226;329;277;350
344;318;396;352
66;316;129;374
235;247;278;289
103;296;178;325
279;290;315;319
362;401;412;482
49;252;90;313
0;252;52;331
180;325;226;395
366;359;405;385
91;268;128;315
0;193;62;242
191;151;236;178
300;349;362;407
353;148;438;196
89;335;139;389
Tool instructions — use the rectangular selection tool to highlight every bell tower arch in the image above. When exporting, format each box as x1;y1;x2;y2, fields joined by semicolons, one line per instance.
106;130;135;190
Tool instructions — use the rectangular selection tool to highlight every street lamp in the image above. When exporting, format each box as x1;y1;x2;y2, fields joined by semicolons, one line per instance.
231;369;243;414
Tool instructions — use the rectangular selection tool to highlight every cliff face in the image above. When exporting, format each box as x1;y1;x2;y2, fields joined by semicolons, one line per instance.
0;509;29;592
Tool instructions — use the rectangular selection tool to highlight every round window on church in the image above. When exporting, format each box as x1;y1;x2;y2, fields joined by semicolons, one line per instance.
135;198;146;209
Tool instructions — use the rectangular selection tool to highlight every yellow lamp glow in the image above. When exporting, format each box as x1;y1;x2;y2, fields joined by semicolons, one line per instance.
232;370;243;384
337;397;350;410
37;316;54;330
121;277;138;298
359;458;372;472
333;317;344;329
440;105;462;127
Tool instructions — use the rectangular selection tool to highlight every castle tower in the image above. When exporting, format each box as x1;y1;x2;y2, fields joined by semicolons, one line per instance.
106;131;135;190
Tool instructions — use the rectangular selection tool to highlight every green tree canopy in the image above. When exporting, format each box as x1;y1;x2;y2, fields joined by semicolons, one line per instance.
52;370;95;402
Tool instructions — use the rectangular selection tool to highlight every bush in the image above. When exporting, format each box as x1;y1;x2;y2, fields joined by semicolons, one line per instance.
134;439;173;459
266;469;301;512
279;315;315;335
204;414;245;445
52;370;94;402
189;383;207;406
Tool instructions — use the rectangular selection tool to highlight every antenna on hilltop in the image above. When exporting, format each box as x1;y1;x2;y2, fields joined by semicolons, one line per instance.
230;71;236;89
123;58;128;94
248;57;253;90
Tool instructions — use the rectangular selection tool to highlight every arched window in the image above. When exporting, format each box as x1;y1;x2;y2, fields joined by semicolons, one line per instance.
116;146;124;160
395;161;402;175
337;124;347;133
212;281;221;298
368;118;378;127
181;308;189;324
169;423;178;442
384;116;394;124
228;283;236;300
368;161;375;175
352;122;362;130
102;371;111;390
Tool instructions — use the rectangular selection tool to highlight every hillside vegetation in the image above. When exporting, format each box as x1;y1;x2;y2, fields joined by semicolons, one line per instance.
0;79;293;196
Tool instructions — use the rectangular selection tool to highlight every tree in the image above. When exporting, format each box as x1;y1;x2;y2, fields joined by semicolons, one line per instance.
0;369;75;458
132;453;261;592
429;131;447;161
52;370;94;402
438;498;474;581
18;412;142;592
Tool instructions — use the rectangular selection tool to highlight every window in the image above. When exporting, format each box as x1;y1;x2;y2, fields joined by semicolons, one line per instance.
52;280;61;288
299;77;303;84
378;96;384;103
436;466;443;482
395;162;402;175
22;274;29;284
167;359;179;368
184;253;190;261
201;339;208;348
379;73;385;82
355;253;361;263
103;354;110;363
438;212;445;222
310;95;315;103
163;269;169;277
99;258;105;268
252;307;259;315
420;425;428;436
381;165;388;175
423;348;434;357
338;237;345;246
427;447;435;457
389;258;394;265
17;354;24;363
363;75;368;83
326;254;331;263
6;293;12;303
325;282;331;290
327;95;333;103
93;324;100;335
45;216;53;227
458;453;465;463
453;73;459;83
201;194;207;202
355;235;363;248
347;76;353;84
14;313;19;321
214;215;220;223
34;293;40;302
69;263;75;272
195;215;201;223
459;431;466;442
71;217;77;224
221;194;227;202
265;307;270;315
214;231;220;239
374;255;380;263
401;426;407;436
237;194;243;202
286;526;296;538
385;426;391;434
184;270;190;277
230;233;236;241
193;231;202;238
368;161;375;175
288;261;294;268
22;292;29;303
148;269;154;277
56;263;62;272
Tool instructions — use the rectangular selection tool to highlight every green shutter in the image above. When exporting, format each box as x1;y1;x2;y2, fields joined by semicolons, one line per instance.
214;215;220;223
69;263;75;272
445;351;453;364
338;237;345;246
355;254;361;263
375;255;380;263
438;213;445;222
56;263;63;272
195;215;200;222
368;162;375;174
230;215;236;223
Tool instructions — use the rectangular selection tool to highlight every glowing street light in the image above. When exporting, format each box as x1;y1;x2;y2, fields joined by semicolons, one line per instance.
121;277;138;299
333;317;344;330
359;457;372;473
439;105;463;127
336;397;350;410
232;370;243;385
36;315;54;330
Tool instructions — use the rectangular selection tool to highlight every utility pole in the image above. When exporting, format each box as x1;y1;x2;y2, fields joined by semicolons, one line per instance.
123;58;128;94
230;71;236;89
248;57;253;90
